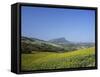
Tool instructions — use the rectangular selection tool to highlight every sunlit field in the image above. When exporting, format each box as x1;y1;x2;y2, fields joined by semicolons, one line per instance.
21;47;95;71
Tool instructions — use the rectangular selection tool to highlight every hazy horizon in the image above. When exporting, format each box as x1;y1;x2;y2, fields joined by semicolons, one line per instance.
21;6;95;43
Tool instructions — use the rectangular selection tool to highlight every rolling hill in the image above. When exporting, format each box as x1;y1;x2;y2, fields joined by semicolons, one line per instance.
21;36;95;53
21;36;65;53
21;47;95;70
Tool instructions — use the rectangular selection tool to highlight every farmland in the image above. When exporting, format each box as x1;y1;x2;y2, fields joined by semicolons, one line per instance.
21;47;95;71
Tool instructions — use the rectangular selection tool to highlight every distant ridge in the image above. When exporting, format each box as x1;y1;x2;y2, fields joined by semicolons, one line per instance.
21;36;46;42
48;37;71;44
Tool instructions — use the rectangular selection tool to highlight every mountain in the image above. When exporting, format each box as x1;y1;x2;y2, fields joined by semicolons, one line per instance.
48;37;71;44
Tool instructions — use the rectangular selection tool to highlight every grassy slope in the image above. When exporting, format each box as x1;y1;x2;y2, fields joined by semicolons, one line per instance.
21;47;95;70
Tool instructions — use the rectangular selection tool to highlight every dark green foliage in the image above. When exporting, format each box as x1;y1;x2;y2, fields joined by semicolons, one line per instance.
21;42;33;53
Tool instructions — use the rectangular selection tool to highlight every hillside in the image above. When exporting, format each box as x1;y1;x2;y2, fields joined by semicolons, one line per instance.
21;36;95;53
21;36;65;53
21;47;95;70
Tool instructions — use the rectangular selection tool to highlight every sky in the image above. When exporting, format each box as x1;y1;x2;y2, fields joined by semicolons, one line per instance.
21;6;95;42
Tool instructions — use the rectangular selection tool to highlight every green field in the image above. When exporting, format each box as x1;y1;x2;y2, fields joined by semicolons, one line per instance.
21;47;95;70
